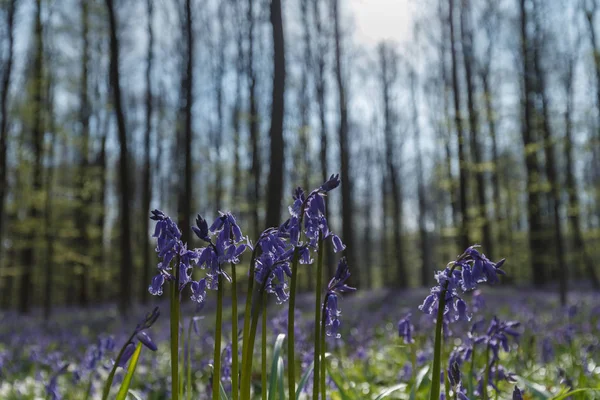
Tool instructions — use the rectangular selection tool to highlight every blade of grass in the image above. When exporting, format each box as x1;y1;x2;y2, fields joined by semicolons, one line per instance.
268;333;286;400
115;342;143;400
295;363;314;400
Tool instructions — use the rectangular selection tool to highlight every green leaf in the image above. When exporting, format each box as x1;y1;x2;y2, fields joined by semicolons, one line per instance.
516;376;552;398
327;364;357;400
219;380;230;400
295;363;314;400
268;333;286;400
115;342;143;400
375;383;407;399
410;365;430;400
550;389;600;400
126;389;143;400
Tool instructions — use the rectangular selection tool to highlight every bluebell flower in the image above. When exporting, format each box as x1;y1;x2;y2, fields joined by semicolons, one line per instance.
419;246;505;323
512;386;523;400
397;313;414;344
323;258;356;338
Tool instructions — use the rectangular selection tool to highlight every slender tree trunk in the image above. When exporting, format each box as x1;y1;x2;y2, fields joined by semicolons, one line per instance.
480;70;503;256
332;0;356;282
43;73;56;321
532;12;566;302
232;1;244;205
19;0;44;314
178;0;193;244
94;112;109;302
0;0;16;305
411;71;430;287
141;0;154;304
313;0;334;278
247;0;261;234
584;2;600;221
563;57;600;289
378;44;405;288
215;2;225;212
519;0;546;286
460;0;492;256
448;0;469;251
106;0;133;315
265;0;285;229
0;0;16;277
75;0;91;307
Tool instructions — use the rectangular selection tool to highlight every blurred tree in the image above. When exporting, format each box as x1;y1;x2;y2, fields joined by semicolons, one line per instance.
105;0;133;315
378;42;406;288
141;0;154;304
75;0;91;307
265;0;285;230
247;0;261;233
19;0;45;314
177;0;194;244
448;0;470;252
331;0;356;282
519;0;546;285
460;0;492;257
0;0;16;302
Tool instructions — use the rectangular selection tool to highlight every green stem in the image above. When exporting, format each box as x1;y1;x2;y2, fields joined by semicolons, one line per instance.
287;249;300;399
213;276;224;400
171;278;181;400
444;345;450;400
102;332;135;400
482;347;490;400
312;236;325;400
186;317;194;400
241;246;260;367
241;280;268;400
320;294;328;400
232;264;239;400
429;292;447;400
468;345;476;397
261;292;268;400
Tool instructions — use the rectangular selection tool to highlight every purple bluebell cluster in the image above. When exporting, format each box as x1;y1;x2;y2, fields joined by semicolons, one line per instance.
148;209;248;303
253;174;345;304
419;246;506;323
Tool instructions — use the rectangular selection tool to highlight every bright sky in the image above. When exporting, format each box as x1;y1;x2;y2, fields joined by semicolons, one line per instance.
349;0;415;47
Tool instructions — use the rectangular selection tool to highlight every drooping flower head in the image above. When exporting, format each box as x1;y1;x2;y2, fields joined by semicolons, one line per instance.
398;313;414;344
323;258;356;339
419;246;506;323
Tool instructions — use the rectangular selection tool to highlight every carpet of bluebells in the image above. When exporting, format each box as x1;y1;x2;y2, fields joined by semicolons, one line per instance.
1;175;599;400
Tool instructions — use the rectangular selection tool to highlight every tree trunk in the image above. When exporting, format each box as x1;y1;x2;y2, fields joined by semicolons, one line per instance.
448;0;469;251
19;0;44;314
75;0;91;307
532;8;566;302
106;0;133;315
247;0;261;235
584;2;600;222
563;54;600;289
332;0;356;283
43;70;57;321
519;0;546;286
214;1;225;212
378;44;405;288
178;0;193;244
265;0;285;230
141;0;154;304
411;71;430;287
313;0;334;278
0;0;16;304
460;0;492;256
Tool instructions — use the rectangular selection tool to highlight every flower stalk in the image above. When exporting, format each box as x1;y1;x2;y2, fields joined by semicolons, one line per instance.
312;235;325;400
